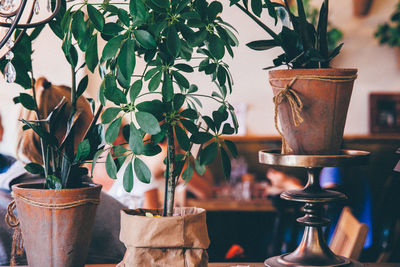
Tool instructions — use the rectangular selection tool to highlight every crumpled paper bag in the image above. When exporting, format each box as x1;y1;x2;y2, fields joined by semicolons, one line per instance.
117;207;210;267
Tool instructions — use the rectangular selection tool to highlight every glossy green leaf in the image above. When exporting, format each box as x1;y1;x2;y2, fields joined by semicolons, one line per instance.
105;117;122;144
76;75;88;98
103;22;124;35
130;80;142;102
167;26;181;57
134;30;157;49
85;34;98;72
151;0;169;8
25;162;44;175
19;93;36;110
106;152;118;179
148;71;162;91
102;35;124;61
251;0;262;17
246;39;279;51
118;9;130;26
173;94;185;110
134;157;151;183
162;72;173;102
220;146;231;178
174;63;194;73
71;11;86;44
75;139;90;161
200;142;218;165
91;149;105;177
172;70;189;88
207;1;223;21
194;159;206;176
129;123;144;155
180;109;198;119
118;39;136;79
123;161;134;192
101;107;121;123
190;131;213;144
222;123;235;135
224;139;237;158
136;111;161;135
87;4;105;31
175;124;190;151
181;119;198;134
182;162;194;183
207;35;225;60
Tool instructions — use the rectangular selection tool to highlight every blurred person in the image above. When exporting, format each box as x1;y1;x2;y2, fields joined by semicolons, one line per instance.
0;77;125;265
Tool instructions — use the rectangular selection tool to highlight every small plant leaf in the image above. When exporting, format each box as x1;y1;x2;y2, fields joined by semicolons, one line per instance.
136;111;161;135
134;157;151;183
105;117;122;144
106;152;118;179
123;161;134;192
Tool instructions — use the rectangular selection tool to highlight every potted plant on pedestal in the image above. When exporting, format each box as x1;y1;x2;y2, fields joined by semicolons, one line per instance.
231;0;357;155
55;0;239;265
0;22;105;267
375;2;400;69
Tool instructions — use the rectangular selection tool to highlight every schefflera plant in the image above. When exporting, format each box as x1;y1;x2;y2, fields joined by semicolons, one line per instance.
60;0;239;216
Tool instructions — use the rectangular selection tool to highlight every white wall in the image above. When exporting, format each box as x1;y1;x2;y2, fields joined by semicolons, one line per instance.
0;0;397;155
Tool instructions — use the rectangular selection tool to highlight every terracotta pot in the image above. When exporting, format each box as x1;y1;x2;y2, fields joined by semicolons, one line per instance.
12;183;102;267
353;0;373;17
117;207;210;267
269;68;357;155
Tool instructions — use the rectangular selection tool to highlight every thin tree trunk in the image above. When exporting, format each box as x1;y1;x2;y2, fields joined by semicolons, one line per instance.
165;125;176;217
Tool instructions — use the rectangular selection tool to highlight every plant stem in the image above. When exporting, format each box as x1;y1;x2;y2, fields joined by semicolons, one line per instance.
234;3;280;41
164;124;176;217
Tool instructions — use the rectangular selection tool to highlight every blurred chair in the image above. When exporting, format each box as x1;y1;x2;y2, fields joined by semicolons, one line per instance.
329;207;369;260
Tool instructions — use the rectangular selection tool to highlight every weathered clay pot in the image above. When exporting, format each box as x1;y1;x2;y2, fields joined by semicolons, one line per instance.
117;207;210;267
353;0;373;17
12;183;102;267
269;68;357;155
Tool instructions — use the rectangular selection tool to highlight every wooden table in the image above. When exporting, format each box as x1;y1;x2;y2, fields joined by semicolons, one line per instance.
186;198;275;212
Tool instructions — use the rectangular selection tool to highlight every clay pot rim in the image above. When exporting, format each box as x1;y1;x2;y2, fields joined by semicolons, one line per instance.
268;68;358;77
12;182;102;193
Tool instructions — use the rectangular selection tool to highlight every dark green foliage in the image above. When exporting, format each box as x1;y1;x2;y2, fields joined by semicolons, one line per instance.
375;2;400;48
231;0;342;69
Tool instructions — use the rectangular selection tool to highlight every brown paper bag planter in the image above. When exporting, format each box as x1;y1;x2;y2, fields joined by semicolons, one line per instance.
9;183;101;267
117;207;210;267
269;68;358;155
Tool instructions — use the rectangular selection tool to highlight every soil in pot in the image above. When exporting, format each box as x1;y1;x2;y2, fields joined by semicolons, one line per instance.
118;207;210;267
269;68;357;155
11;183;102;267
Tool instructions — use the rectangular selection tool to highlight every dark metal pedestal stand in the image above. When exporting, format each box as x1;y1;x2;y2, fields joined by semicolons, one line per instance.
259;150;370;267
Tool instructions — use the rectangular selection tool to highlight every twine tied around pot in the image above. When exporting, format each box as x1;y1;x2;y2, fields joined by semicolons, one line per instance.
270;74;358;154
5;192;100;266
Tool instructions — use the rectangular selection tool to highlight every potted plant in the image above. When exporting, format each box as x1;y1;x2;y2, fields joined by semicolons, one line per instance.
230;0;357;155
52;0;239;265
375;2;400;69
0;21;105;267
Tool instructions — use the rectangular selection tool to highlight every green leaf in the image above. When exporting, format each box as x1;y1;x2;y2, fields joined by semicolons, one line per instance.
207;35;225;60
118;39;136;79
251;0;262;17
200;142;218;165
71;11;86;45
123;161;134;192
19;93;36;110
175;124;190;151
76;75;88;98
85;34;98;72
130;80;142;102
134;157;151;183
151;0;169;8
246;39;279;51
191;131;213;144
180;109;198;119
207;1;223;21
166;26;181;57
106;152;118;179
129;123;145;155
224;139;237;158
105;117;122;144
220;146;231;178
75;139;90;161
143;144;162;156
174;63;194;73
181;119;198;134
101;107;121;124
87;4;105;31
194;159;206;176
148;71;162;91
25;162;44;175
222;123;235;135
182;162;193;183
46;175;62;189
134;30;157;49
103;22;124;35
173;94;185;111
102;35;124;61
162;72;173;102
202;115;216;131
136;111;161;135
172;70;189;88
